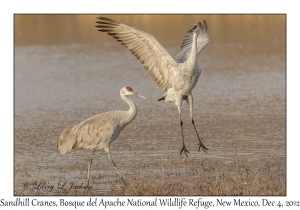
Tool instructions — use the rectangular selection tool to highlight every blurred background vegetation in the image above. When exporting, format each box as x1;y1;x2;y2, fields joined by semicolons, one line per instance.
14;14;285;48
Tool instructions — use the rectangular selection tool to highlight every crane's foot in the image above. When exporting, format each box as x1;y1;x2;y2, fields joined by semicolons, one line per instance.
87;178;92;187
198;137;208;154
120;177;127;186
180;144;190;157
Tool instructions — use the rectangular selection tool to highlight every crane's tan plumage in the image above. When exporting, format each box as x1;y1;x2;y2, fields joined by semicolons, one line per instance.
57;113;117;154
57;125;77;154
96;16;209;156
57;86;145;183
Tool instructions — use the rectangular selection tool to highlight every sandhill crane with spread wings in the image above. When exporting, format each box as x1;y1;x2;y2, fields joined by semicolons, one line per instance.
57;86;145;183
96;16;209;156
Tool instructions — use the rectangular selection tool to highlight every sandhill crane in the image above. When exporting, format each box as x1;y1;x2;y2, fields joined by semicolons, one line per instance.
57;86;145;183
96;16;209;156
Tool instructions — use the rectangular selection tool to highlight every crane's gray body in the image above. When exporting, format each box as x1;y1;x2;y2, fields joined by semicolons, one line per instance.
57;110;135;155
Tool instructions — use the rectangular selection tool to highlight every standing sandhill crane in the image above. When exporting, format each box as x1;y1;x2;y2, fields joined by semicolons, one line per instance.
96;16;209;156
57;86;145;183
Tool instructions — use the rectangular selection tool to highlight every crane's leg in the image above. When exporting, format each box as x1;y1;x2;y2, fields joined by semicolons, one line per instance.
87;150;96;185
105;149;126;185
187;95;208;153
177;99;190;157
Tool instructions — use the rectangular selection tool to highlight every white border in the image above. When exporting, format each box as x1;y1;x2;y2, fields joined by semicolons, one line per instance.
2;0;298;209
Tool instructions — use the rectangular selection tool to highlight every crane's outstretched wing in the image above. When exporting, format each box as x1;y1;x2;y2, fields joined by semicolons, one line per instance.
96;16;178;93
175;20;210;63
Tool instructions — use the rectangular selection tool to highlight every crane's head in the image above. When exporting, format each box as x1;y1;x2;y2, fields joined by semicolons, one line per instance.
187;24;199;33
121;86;146;99
187;21;208;34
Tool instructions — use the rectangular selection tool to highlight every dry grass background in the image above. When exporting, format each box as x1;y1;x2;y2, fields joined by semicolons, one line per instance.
14;154;285;196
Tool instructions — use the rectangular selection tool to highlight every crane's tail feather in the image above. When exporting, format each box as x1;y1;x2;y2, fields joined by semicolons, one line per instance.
57;125;78;155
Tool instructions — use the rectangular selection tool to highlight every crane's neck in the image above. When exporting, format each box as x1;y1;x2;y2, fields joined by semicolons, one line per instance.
120;92;137;123
187;32;198;68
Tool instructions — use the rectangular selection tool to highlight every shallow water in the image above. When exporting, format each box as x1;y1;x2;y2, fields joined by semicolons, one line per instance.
14;15;285;195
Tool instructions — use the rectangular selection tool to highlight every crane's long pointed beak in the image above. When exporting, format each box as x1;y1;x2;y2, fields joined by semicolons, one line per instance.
132;90;146;99
137;93;146;99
